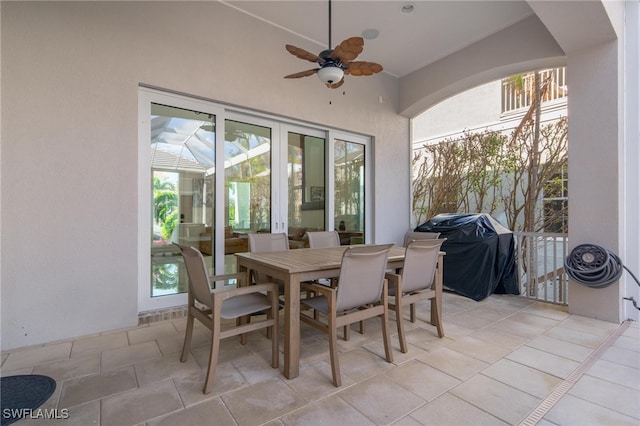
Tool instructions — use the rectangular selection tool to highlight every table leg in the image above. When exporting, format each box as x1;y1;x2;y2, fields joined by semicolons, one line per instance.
283;274;300;379
431;255;444;326
237;264;251;343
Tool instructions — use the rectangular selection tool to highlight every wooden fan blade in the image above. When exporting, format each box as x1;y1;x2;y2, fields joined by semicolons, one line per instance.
327;78;345;89
345;61;383;76
284;69;318;79
285;44;320;63
331;37;364;62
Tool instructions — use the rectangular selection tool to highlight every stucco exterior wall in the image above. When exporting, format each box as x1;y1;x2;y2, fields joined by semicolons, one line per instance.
0;2;409;349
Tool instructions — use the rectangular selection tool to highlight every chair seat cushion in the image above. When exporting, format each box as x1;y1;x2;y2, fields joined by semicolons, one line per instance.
301;296;361;315
301;296;329;314
221;293;272;319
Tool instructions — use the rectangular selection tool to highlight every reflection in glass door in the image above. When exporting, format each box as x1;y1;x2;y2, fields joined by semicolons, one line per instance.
334;139;365;245
287;131;326;248
149;103;215;298
224;119;272;266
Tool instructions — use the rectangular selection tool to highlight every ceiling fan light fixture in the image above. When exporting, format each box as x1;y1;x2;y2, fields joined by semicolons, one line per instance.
283;0;382;88
317;66;344;85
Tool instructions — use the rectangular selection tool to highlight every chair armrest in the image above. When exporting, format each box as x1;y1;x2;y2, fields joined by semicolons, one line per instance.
384;272;401;294
209;272;248;287
301;282;335;298
213;282;280;301
384;272;400;281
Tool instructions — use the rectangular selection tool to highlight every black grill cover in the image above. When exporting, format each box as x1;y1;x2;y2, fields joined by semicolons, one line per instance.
415;213;519;301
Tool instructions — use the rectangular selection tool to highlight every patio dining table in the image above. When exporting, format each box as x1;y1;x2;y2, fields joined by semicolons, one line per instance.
235;244;444;379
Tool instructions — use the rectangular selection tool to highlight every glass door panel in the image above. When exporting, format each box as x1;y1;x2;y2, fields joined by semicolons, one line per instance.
334;139;365;245
287;132;326;249
224;119;272;264
150;103;215;298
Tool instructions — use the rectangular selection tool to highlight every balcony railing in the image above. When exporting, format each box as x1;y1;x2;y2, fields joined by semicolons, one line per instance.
501;68;567;114
513;231;569;305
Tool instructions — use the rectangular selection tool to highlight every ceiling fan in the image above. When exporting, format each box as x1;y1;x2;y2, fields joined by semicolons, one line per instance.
284;0;383;89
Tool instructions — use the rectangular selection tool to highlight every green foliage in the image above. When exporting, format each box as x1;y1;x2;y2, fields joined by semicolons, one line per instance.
152;263;178;291
153;176;178;240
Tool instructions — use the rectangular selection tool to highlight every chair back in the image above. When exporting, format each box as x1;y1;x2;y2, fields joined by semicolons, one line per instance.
336;244;393;312
248;233;289;253
307;231;341;248
403;231;441;247
402;239;445;293
248;233;289;284
174;243;213;308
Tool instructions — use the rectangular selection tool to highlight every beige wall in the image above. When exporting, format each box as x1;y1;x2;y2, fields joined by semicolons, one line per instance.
0;2;408;349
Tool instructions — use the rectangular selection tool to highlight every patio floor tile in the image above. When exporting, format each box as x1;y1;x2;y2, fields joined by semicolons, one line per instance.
544;393;638;426
450;374;541;424
100;340;162;371
569;374;640;419
146;397;236;426
100;379;183;426
280;395;375;426
33;352;100;382
58;366;137;408
70;332;128;357
445;335;513;363
585;358;640;390
2;342;71;371
410;393;509;425
417;347;489;380
2;293;634;426
127;322;180;345
506;345;580;378
384;359;461;401
525;334;594;362
221;377;306;426
481;358;562;399
600;345;640;369
338;374;426;425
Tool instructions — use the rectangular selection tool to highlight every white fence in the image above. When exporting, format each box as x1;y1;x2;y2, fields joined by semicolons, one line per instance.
513;232;569;305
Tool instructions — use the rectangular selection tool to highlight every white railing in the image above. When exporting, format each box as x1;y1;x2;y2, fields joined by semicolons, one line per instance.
501;68;567;114
513;232;569;305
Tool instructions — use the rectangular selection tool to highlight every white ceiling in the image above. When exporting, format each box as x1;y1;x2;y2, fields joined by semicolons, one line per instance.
223;0;535;78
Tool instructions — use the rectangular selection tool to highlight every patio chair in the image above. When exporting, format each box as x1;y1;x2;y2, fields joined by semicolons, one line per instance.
306;231;341;288
174;243;279;394
386;239;446;353
247;232;289;285
300;244;394;387
403;231;441;247
306;230;341;248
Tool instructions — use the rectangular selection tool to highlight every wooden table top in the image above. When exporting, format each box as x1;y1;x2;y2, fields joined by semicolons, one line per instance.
235;245;407;274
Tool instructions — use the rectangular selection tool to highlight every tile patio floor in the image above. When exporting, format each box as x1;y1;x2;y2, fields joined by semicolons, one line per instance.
1;292;639;426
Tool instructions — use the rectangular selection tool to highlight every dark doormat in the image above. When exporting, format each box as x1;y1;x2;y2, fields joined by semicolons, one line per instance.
1;375;57;426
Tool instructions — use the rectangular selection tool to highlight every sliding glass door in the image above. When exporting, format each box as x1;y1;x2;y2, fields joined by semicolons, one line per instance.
149;102;216;294
223;117;273;270
334;136;368;245
140;91;222;311
139;88;372;312
286;127;326;248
